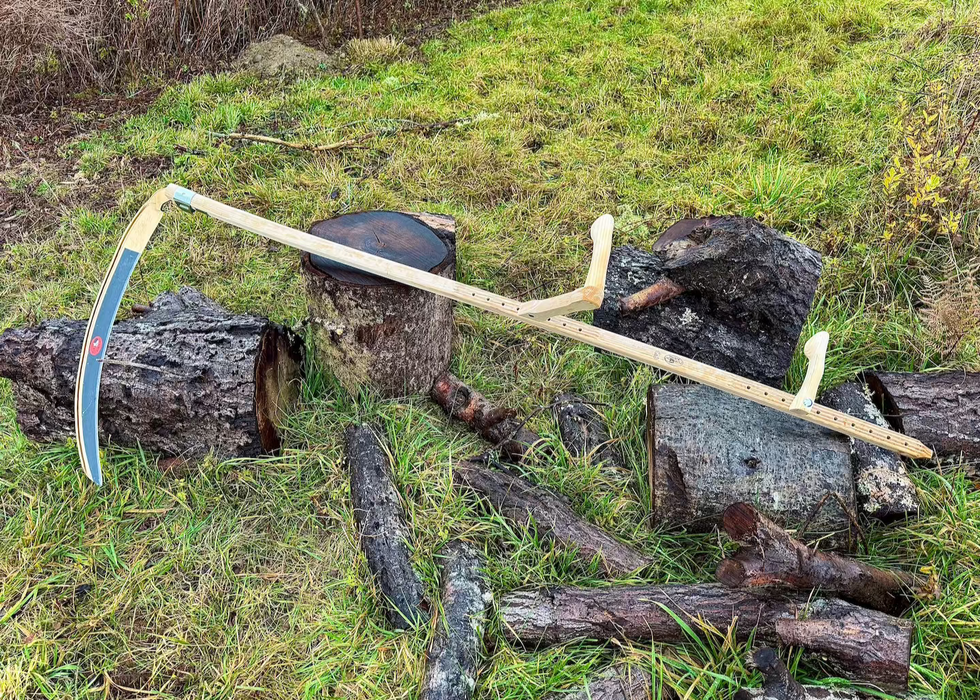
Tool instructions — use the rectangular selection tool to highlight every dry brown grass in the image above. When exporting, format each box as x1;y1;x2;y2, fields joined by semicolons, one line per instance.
920;262;980;361
0;0;499;110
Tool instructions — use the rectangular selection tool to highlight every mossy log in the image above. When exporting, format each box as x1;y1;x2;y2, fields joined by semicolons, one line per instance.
422;542;490;700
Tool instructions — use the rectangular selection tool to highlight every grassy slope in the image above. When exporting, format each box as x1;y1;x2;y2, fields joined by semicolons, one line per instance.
1;0;978;697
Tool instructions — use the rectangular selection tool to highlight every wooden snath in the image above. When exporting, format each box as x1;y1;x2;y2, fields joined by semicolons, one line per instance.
75;185;932;486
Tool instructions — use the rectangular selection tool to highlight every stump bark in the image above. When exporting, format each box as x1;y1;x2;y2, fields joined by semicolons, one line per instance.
649;385;856;545
422;542;490;700
864;371;980;459
431;372;544;462
553;393;625;472
593;217;821;386
819;381;919;521
0;287;303;460
716;503;936;614
499;584;911;692
344;424;428;629
453;458;653;577
302;211;456;398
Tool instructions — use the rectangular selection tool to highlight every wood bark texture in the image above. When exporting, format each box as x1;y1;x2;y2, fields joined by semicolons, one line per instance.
819;381;919;521
865;371;980;458
422;541;490;700
499;584;910;692
649;384;856;545
302;211;456;398
593;217;822;386
553;393;625;471
544;665;661;700
453;458;653;577
0;287;303;460
431;372;544;462
344;423;428;629
716;503;934;614
734;647;861;700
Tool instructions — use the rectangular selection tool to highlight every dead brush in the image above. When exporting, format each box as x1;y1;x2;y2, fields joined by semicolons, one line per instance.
343;36;409;71
880;49;980;251
920;262;980;361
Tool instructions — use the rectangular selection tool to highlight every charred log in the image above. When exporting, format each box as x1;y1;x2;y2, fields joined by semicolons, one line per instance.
594;218;821;386
734;647;861;700
453;459;653;577
345;424;428;629
553;394;625;472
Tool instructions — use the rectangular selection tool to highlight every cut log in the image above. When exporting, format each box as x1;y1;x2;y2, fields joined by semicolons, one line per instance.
422;541;490;700
649;384;856;546
544;665;662;700
499;584;910;692
819;382;919;521
431;372;544;462
594;217;822;386
344;424;428;629
0;287;303;460
553;393;625;471
734;647;861;700
716;503;936;615
453;458;653;577
302;211;456;398
864;371;980;458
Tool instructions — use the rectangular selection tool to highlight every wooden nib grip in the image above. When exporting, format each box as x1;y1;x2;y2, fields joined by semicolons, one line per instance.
516;214;614;319
790;331;829;414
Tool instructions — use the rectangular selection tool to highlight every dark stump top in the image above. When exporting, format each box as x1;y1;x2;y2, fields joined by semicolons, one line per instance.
307;211;450;286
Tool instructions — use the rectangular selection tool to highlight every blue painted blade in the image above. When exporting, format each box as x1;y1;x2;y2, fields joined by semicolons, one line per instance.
77;248;142;487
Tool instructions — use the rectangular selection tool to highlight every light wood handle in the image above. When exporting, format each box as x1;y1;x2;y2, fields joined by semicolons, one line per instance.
517;214;613;319
790;331;830;414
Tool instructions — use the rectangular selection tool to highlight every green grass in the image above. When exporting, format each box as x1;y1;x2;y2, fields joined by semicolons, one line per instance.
2;0;979;697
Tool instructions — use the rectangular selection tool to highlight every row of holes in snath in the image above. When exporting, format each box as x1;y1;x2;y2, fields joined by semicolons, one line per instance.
471;291;911;449
754;386;907;446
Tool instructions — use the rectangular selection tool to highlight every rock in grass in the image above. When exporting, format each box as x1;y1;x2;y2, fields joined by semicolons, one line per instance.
422;542;490;700
553;393;626;472
345;424;428;630
544;664;662;700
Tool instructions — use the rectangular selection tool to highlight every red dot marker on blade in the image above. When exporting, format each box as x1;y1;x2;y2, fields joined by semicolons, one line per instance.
89;336;103;356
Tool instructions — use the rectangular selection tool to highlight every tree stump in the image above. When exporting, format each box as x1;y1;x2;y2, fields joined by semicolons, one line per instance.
302;211;456;398
649;384;856;545
819;381;919;521
594;217;821;386
864;370;980;459
0;287;303;461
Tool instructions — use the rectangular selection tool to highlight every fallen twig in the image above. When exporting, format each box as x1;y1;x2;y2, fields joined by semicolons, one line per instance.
213;114;495;153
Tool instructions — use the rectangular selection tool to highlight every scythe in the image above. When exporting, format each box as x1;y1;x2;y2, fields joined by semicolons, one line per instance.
75;185;931;486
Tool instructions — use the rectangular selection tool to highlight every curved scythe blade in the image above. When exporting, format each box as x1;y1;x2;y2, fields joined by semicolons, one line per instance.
74;186;178;485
